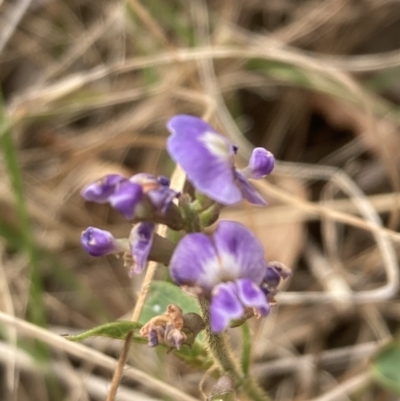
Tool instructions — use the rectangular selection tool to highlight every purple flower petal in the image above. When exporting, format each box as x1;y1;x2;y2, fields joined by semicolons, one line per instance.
242;148;275;179
169;232;221;291
129;222;155;275
213;221;266;284
263;265;282;288
236;278;270;317
210;282;244;333
167;115;242;205
108;180;143;219
81;227;127;256
81;174;125;203
235;170;267;206
147;186;179;215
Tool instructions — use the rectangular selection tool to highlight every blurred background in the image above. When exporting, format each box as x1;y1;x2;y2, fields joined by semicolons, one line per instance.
1;0;400;400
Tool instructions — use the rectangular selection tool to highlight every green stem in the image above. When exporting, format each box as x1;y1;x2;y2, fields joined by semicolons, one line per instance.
241;322;251;377
198;298;241;377
198;299;271;401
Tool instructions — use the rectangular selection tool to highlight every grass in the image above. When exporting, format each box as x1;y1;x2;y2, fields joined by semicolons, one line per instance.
1;0;400;400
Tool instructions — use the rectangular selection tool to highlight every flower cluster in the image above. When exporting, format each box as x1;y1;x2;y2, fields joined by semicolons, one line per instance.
80;114;290;340
81;173;179;220
80;173;179;275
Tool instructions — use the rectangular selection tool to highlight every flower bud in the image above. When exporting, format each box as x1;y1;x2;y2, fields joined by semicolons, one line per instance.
81;174;125;203
81;227;127;257
243;148;275;179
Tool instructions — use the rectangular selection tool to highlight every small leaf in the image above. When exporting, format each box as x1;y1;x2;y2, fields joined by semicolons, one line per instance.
66;321;143;342
372;341;400;395
140;281;200;324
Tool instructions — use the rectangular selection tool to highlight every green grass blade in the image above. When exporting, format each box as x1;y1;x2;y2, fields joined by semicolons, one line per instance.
0;92;46;328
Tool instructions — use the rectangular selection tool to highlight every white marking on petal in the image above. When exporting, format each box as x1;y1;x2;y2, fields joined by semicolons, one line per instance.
199;131;232;160
198;257;222;289
219;252;242;280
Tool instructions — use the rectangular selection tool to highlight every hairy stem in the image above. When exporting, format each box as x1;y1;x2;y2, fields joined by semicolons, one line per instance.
198;298;241;377
198;299;271;401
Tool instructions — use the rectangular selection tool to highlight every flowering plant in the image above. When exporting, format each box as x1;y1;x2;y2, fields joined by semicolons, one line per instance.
78;115;291;400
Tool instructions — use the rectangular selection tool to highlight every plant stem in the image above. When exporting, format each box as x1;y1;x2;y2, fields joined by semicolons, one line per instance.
241;323;251;377
198;298;241;377
198;298;271;401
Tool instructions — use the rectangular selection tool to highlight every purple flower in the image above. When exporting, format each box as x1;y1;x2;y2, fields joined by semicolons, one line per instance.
170;221;285;333
166;115;275;206
81;227;128;256
81;173;179;219
128;222;155;276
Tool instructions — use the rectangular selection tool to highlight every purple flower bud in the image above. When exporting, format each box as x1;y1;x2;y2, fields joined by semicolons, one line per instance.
242;148;275;179
263;265;282;288
261;262;292;297
81;174;125;203
81;174;142;219
108;180;143;219
81;227;127;257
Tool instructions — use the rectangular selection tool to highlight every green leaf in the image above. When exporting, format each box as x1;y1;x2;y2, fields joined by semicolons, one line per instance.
66;321;143;342
140;281;200;324
372;341;400;394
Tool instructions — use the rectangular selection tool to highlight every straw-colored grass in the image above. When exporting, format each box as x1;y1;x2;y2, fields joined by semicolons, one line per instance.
1;0;400;400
